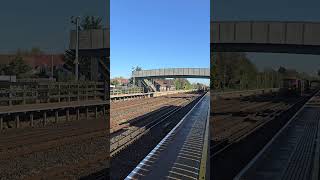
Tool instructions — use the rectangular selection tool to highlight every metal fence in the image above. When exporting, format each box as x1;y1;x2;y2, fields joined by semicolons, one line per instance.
110;87;144;95
0;81;107;106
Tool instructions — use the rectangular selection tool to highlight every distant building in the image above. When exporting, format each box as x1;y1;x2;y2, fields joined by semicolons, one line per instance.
112;77;129;86
0;54;64;72
154;79;175;91
0;54;67;78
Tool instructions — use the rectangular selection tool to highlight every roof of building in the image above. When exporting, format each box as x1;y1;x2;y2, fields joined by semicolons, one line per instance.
154;79;174;87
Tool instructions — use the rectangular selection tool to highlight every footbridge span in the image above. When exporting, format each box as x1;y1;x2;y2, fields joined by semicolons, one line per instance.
132;68;210;79
211;21;320;54
132;68;210;92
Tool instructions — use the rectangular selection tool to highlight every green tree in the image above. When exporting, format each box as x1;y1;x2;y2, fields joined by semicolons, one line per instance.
3;56;32;78
132;66;142;72
211;54;218;89
111;79;120;86
212;52;258;90
174;78;192;90
30;47;42;56
81;16;103;30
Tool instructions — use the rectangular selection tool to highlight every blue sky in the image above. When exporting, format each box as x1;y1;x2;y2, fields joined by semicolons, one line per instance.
0;0;107;53
212;0;320;75
111;0;210;84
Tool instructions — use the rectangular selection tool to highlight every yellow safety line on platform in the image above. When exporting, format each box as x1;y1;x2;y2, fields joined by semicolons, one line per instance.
198;102;210;180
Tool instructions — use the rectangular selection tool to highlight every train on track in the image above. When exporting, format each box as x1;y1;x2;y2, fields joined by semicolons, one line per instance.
197;86;209;93
280;77;310;96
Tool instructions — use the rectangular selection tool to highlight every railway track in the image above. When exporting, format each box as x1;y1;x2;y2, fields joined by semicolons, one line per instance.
211;90;319;180
0;111;109;179
211;94;307;158
110;93;196;132
110;92;206;180
74;92;205;179
110;93;201;155
213;100;293;138
111;97;188;123
0;92;199;179
111;92;192;110
110;99;192;156
211;94;281;119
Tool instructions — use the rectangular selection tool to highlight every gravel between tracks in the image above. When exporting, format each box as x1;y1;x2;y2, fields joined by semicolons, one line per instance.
0;113;109;179
0;133;109;179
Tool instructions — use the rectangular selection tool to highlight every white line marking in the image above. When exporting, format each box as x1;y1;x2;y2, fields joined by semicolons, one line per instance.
172;166;199;175
182;146;202;152
174;162;200;170
178;152;200;159
166;175;182;180
177;155;200;162
180;149;202;156
169;171;197;180
135;166;149;172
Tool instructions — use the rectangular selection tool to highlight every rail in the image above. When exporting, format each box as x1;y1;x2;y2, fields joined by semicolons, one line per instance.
212;88;279;95
211;88;279;100
211;94;308;158
110;97;195;156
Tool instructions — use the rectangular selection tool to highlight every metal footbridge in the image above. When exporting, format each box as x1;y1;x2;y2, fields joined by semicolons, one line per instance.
211;21;320;55
132;68;210;79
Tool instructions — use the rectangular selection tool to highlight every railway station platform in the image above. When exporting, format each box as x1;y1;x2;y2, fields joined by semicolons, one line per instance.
125;93;210;180
235;91;320;180
110;93;153;101
110;90;197;101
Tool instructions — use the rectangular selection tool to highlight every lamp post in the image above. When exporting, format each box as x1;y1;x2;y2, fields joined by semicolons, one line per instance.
75;16;80;81
51;54;54;79
71;16;81;81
